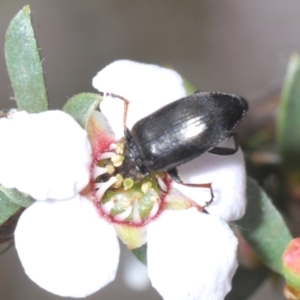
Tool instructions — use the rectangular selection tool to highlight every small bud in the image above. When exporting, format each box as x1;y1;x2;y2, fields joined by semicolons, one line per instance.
282;238;300;290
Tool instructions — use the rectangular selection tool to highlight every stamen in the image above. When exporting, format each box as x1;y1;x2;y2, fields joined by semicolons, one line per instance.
150;195;159;203
114;206;133;221
109;143;117;151
157;177;167;192
141;181;152;194
149;201;160;218
93;166;107;178
112;174;123;189
95;177;118;200
106;164;115;174
101;199;116;214
97;152;116;161
132;200;142;223
111;154;125;167
116;143;125;154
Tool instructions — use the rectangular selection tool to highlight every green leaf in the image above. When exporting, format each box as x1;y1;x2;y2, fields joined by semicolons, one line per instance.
131;244;147;266
183;78;197;95
277;53;300;169
0;187;34;208
235;177;292;274
0;208;23;244
0;190;21;226
63;93;103;128
5;6;48;113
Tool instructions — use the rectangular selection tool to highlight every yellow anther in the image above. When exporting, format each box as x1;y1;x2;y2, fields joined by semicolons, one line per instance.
141;181;152;194
116;142;125;155
111;155;125;167
106;164;115;174
112;174;123;189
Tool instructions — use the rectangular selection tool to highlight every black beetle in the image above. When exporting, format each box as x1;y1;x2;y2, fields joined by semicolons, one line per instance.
105;92;248;183
95;91;248;213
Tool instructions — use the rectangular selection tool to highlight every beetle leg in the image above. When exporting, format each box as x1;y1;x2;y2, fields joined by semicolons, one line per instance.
106;92;130;128
168;168;214;208
208;133;239;155
168;168;182;183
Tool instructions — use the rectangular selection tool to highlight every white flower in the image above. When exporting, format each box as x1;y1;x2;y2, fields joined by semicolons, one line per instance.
147;209;238;300
15;195;119;298
0;110;91;201
0;60;246;299
93;60;245;300
0;110;120;297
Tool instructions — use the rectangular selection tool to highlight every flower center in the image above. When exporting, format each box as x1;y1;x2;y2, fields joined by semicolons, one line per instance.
91;141;170;226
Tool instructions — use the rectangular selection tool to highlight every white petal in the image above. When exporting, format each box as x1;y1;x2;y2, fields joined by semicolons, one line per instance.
92;60;186;139
122;248;150;291
147;208;238;300
15;196;120;297
172;139;246;221
0;111;92;200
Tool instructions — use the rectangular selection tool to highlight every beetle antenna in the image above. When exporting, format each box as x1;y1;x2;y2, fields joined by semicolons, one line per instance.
106;92;130;128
